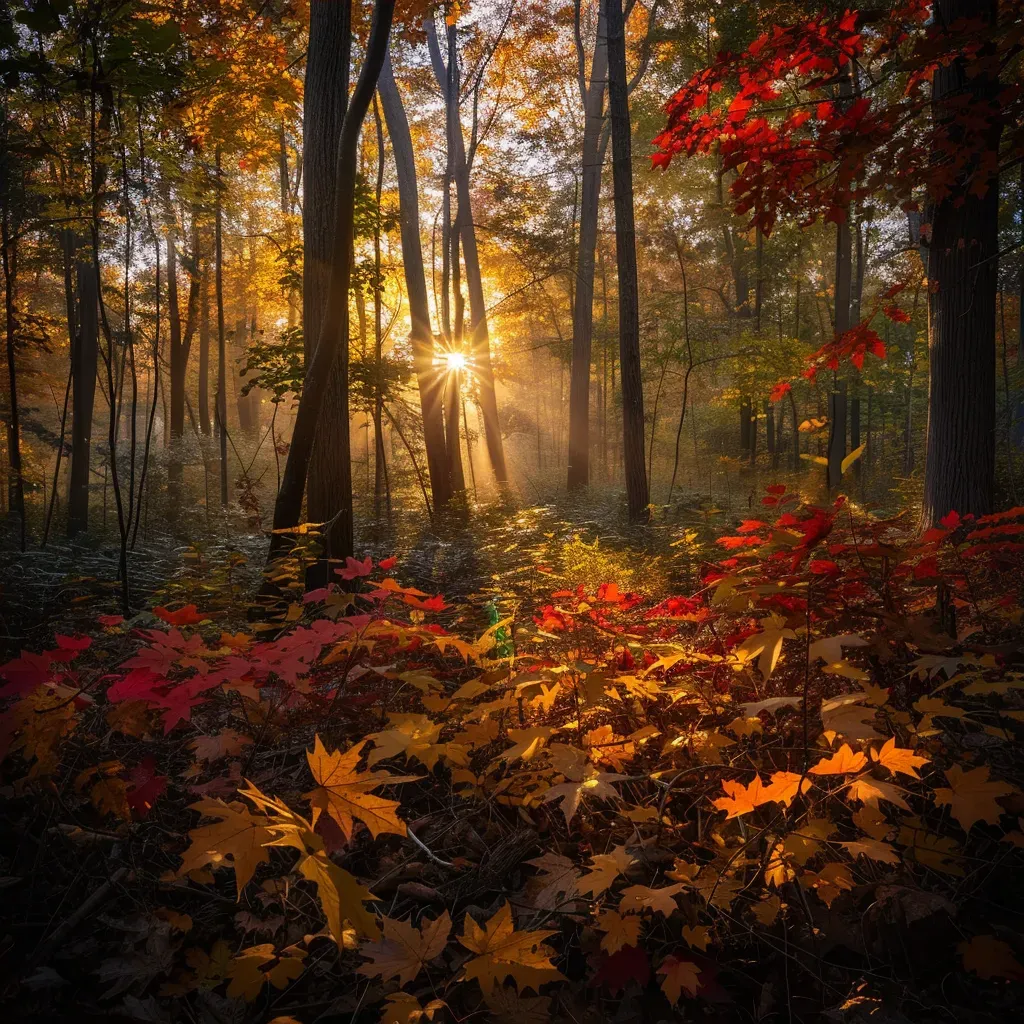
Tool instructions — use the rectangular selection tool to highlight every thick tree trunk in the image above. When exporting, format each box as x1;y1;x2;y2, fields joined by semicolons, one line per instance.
377;49;451;508
922;0;999;524
1;208;24;543
269;0;396;561
604;0;648;522
567;8;608;490
305;0;353;539
68;251;99;535
426;17;507;485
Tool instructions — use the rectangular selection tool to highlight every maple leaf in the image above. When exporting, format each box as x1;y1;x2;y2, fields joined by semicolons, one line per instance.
92;777;132;820
153;604;208;626
458;901;564;992
378;991;444;1024
124;756;168;818
712;775;780;818
524;852;580;909
844;777;911;812
808;633;869;664
190;729;252;763
491;726;556;767
733;614;796;680
305;736;411;840
959;935;1024;982
618;882;686;917
177;798;274;896
596;910;643;954
810;743;867;775
338;556;374;580
658;955;702;1002
542;762;627;827
933;765;1014;831
765;771;813;806
578;845;635;896
357;911;451;986
841;838;900;864
481;984;551;1023
594;944;650;993
875;737;930;779
226;944;305;1001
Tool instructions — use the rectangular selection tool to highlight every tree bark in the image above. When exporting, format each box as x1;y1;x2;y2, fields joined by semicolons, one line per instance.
604;0;648;522
426;16;507;485
269;0;396;561
198;264;211;434
922;0;999;523
377;49;451;508
567;5;608;490
1;199;24;544
215;148;228;507
305;0;353;538
68;250;99;535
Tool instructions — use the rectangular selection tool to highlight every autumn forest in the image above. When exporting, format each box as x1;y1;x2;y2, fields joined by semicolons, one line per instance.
3;1;1024;1022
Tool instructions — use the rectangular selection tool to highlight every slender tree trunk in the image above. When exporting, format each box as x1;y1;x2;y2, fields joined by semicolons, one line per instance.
604;0;648;521
567;7;608;490
922;0;999;524
426;17;507;484
198;265;211;434
372;95;388;520
165;190;185;502
378;49;450;507
215;148;228;507
269;0;396;561
68;249;99;535
305;0;353;540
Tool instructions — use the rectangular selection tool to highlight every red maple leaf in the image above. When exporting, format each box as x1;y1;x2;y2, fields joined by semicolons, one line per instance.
124;757;168;818
153;605;208;626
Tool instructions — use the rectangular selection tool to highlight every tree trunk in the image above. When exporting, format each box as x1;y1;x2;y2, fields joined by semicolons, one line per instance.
305;0;353;541
604;0;648;522
198;264;211;434
426;16;507;485
269;0;396;561
377;49;451;507
922;0;999;524
215;148;228;507
567;6;608;490
68;250;99;535
1;203;24;544
165;193;185;501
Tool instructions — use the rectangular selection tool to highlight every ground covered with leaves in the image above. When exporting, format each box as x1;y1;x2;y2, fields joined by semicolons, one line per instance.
4;486;1024;1023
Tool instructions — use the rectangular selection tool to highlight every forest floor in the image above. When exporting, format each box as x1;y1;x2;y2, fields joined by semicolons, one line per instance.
4;474;1024;1024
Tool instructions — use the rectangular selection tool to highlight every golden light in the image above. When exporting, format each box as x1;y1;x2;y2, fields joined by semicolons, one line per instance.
445;350;467;371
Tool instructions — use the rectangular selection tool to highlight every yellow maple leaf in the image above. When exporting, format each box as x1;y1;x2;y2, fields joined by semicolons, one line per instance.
845;776;911;811
458;901;564;992
681;924;711;951
177;798;274;897
595;909;642;954
618;882;687;916
225;944;305;1001
713;774;789;818
933;764;1014;831
732;614;796;680
959;934;1024;981
809;743;867;776
357;912;451;986
875;737;930;779
305;736;410;840
658;955;702;1002
578;845;635;896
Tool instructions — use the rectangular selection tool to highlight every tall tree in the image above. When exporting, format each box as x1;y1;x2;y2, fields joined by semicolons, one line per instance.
426;15;507;485
566;2;608;490
269;0;397;561
304;0;353;543
377;48;452;508
922;0;1000;522
604;0;648;522
68;249;99;535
